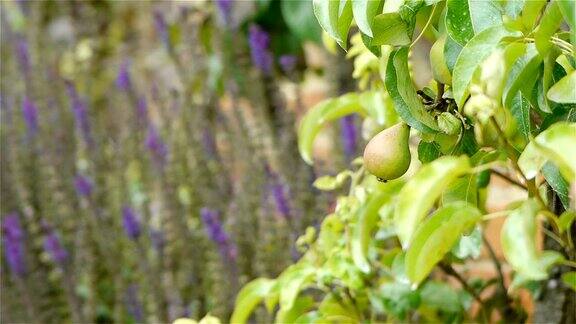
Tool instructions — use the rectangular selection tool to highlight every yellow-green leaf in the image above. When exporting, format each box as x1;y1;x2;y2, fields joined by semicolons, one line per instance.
395;156;471;248
231;278;276;324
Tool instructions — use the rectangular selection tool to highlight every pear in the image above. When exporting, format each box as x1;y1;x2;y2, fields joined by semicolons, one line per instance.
363;122;411;181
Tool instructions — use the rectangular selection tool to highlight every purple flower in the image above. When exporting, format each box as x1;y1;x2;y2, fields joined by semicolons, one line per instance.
153;10;169;48
279;55;297;74
43;226;68;266
21;96;38;136
65;82;93;146
269;173;291;219
125;284;144;323
74;174;93;197
145;125;168;168
2;213;26;277
122;206;141;240
116;59;132;92
136;96;149;125
340;115;358;159
15;38;31;76
215;0;233;26
248;24;273;75
200;208;236;260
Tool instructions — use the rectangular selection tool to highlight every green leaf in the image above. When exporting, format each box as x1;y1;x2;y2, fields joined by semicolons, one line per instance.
520;0;547;32
444;35;462;73
547;71;576;104
558;211;576;234
518;122;576;181
313;0;353;48
503;43;542;110
378;281;421;320
275;296;316;324
557;0;576;47
452;25;518;108
534;2;562;56
441;174;478;207
417;141;441;163
406;202;482;285
313;170;353;191
395;156;471;248
352;181;404;273
352;0;383;38
279;265;316;310
542;162;571;210
281;0;322;43
451;226;483;260
509;93;533;141
502;200;559;280
372;13;412;46
231;278;276;324
445;0;504;46
509;250;565;291
318;294;360;322
562;271;576;291
420;281;462;313
298;93;365;164
385;47;439;133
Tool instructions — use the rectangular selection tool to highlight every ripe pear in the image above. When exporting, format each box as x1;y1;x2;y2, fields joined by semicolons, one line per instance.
363;122;411;181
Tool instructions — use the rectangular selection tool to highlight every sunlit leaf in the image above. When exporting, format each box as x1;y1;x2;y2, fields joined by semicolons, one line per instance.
406;202;482;285
231;278;276;324
547;71;576;104
558;211;576;234
313;0;353;48
298;93;365;164
352;0;384;38
445;0;504;46
501;200;562;280
352;181;403;273
452;25;518;108
395;156;471;247
509;251;565;291
533;2;562;56
372;13;412;46
279;264;316;310
385;47;440;133
518;122;576;181
503;43;541;110
275;296;316;323
562;272;576;291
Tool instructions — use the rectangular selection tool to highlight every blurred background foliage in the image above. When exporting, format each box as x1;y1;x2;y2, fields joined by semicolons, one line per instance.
0;0;368;322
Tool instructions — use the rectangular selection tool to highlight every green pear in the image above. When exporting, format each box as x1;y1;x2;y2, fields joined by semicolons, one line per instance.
363;122;411;181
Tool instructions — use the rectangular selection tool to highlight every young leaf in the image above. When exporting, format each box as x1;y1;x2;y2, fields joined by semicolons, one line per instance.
279;265;316;310
452;25;518;108
385;47;440;133
405;202;482;285
372;13;412;46
230;278;276;324
275;296;316;324
395;155;471;248
533;2;562;56
352;181;403;273
502;200;561;280
518;122;576;181
503;43;542;110
562;272;576;291
313;170;353;191
520;0;547;32
445;0;504;46
313;0;353;48
352;0;384;38
547;71;576;104
298;93;365;164
558;211;576;234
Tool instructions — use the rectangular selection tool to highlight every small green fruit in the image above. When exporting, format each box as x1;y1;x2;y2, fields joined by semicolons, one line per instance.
430;35;452;85
363;122;411;181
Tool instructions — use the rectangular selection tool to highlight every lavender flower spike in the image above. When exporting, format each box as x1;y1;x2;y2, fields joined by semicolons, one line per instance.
15;38;31;76
153;10;169;48
116;59;132;92
122;206;141;240
200;208;236;260
215;0;233;26
145;125;168;168
22;96;38;137
42;225;68;267
340;115;358;160
2;213;26;277
279;55;297;74
270;175;291;220
74;174;93;197
65;82;93;146
125;284;144;323
248;24;273;75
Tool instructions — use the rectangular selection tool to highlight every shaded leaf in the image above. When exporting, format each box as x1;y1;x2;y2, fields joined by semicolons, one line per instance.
562;272;576;291
281;0;322;43
385;47;440;133
542;162;571;210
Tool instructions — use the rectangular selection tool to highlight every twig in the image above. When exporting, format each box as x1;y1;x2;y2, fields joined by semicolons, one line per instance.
439;263;483;304
490;169;527;190
483;235;508;295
